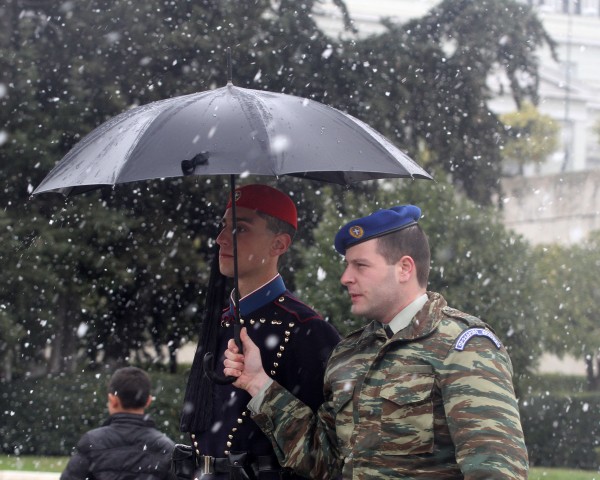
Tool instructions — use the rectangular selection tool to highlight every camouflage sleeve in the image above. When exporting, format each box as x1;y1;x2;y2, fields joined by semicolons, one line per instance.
251;380;343;479
441;335;529;479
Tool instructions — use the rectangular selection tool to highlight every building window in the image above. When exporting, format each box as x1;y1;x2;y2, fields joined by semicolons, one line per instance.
526;0;599;14
580;0;599;15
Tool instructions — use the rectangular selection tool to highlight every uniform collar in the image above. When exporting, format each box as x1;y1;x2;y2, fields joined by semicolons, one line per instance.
358;292;446;344
228;274;287;316
384;293;429;336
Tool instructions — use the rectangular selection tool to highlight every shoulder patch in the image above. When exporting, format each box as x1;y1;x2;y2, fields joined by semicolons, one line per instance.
454;327;503;351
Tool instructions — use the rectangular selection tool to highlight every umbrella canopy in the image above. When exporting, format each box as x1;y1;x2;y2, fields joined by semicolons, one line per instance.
33;83;431;196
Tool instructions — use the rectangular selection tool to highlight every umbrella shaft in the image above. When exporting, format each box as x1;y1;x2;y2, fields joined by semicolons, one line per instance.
230;175;242;352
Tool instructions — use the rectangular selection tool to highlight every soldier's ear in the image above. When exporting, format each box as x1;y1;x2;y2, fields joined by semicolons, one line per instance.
271;233;291;257
396;255;416;283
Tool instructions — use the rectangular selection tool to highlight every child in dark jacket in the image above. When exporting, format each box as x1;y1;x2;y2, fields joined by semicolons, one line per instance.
61;367;175;480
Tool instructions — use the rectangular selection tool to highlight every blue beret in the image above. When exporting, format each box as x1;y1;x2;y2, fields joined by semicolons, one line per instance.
334;205;422;255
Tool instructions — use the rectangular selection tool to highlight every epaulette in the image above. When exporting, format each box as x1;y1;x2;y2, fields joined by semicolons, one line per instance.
274;292;323;323
345;324;368;339
442;306;488;328
442;306;503;352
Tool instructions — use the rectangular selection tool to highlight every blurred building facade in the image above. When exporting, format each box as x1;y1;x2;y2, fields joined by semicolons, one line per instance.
316;0;600;247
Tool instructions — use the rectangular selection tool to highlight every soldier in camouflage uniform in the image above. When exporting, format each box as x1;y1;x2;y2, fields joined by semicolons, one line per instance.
223;204;529;479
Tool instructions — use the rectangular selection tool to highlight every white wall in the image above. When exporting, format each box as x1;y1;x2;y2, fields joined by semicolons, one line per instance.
501;170;600;245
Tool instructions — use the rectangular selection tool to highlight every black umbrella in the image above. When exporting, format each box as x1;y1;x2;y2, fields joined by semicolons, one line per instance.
33;63;432;383
33;85;431;197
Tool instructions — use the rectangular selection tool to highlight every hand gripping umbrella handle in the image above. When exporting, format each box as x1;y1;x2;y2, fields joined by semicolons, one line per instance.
202;324;243;385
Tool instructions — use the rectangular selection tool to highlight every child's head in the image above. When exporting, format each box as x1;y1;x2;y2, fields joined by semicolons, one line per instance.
108;366;151;411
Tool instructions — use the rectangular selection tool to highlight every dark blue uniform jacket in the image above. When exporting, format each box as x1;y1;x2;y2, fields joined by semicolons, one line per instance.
190;275;340;478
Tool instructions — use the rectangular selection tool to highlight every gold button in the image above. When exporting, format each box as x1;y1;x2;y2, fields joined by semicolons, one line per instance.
250;319;256;325
237;418;243;424
273;362;279;368
278;297;285;302
227;441;232;447
260;318;266;323
277;352;282;358
288;322;295;328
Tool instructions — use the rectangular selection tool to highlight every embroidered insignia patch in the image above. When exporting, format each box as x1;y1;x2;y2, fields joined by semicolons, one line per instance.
454;328;502;351
234;190;242;202
349;225;364;239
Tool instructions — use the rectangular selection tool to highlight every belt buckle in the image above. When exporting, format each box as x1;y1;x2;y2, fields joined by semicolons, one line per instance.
204;455;214;475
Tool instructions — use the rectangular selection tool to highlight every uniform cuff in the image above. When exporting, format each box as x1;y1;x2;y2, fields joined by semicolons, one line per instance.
248;377;274;414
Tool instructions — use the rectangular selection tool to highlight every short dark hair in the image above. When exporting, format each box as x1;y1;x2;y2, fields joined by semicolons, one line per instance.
108;367;151;409
256;211;297;242
376;224;431;288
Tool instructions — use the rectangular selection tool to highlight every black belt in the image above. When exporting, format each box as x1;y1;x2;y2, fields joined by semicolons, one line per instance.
199;453;282;475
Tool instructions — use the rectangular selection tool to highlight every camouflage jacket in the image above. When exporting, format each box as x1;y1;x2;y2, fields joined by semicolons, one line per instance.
251;292;528;479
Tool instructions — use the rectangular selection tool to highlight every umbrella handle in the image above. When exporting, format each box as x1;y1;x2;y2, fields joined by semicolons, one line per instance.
202;352;236;385
202;324;244;385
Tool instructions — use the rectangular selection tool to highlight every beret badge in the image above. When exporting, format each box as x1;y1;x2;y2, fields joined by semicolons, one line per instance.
349;225;364;239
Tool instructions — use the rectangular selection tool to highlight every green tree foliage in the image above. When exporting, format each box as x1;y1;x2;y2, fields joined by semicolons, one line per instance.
0;0;356;377
295;174;542;392
500;102;560;174
532;233;600;390
343;0;555;205
0;0;554;378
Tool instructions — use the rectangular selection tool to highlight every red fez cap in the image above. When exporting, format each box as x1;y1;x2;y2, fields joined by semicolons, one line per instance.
226;184;297;230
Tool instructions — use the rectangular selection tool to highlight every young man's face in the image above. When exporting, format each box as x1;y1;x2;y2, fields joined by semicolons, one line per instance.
340;239;402;324
216;207;280;282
